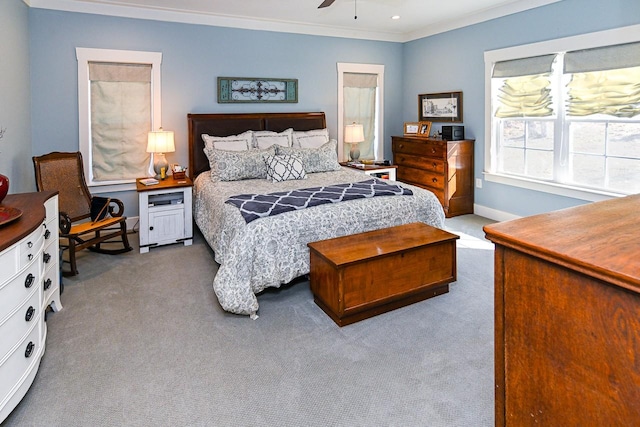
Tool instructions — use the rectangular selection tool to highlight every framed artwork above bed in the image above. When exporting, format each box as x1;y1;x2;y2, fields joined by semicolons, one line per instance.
217;77;298;103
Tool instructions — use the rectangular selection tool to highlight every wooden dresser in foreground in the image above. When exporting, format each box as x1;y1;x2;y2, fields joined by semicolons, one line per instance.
392;136;474;217
484;195;640;426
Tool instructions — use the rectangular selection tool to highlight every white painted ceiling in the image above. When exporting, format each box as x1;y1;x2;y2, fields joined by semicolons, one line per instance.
27;0;560;42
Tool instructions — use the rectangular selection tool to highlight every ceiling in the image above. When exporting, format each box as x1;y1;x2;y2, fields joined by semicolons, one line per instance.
27;0;560;42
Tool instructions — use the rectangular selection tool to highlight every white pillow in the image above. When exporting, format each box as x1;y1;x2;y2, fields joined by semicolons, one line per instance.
202;131;253;151
253;128;293;149
292;128;330;148
264;154;307;183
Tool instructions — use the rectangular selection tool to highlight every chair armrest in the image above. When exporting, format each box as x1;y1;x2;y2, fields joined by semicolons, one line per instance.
59;212;72;234
107;198;125;218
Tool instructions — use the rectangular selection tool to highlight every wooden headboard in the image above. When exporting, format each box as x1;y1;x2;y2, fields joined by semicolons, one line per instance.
188;112;327;178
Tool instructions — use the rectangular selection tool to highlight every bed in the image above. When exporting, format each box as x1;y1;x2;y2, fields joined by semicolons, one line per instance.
188;112;445;318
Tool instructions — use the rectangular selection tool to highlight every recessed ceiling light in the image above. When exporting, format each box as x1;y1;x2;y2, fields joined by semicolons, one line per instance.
391;15;400;20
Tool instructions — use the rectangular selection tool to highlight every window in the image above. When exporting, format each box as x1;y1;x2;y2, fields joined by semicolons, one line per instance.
337;63;384;162
77;48;162;192
485;25;640;201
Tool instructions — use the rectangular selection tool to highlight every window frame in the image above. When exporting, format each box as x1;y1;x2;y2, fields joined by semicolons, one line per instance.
337;63;384;162
76;47;162;193
484;24;640;202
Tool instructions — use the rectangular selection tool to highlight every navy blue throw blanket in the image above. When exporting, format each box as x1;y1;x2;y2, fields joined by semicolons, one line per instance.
226;179;413;223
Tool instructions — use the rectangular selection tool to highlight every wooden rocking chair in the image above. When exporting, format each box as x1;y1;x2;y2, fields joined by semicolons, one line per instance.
33;151;132;276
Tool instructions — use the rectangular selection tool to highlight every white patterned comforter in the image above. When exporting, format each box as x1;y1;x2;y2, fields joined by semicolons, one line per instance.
194;167;445;318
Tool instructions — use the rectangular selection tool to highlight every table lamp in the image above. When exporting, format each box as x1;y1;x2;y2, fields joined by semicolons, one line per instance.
344;123;364;162
146;128;175;179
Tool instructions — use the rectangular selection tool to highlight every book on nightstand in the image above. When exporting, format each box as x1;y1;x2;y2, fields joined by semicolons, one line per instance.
139;178;159;186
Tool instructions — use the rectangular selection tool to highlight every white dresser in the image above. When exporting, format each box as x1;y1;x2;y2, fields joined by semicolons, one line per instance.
0;191;61;422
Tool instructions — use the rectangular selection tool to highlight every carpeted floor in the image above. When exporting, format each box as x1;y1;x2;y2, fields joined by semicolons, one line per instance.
2;214;496;427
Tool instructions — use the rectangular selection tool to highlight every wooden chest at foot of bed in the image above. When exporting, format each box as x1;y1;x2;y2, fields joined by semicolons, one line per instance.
308;222;459;326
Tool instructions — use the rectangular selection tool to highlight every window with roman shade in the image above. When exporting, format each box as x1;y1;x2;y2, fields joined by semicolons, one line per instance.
343;72;378;160
485;26;640;200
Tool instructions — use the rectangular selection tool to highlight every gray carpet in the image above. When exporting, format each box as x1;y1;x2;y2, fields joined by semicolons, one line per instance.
3;215;496;427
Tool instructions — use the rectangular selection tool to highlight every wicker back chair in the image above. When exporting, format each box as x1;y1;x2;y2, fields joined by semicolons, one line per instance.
33;151;132;276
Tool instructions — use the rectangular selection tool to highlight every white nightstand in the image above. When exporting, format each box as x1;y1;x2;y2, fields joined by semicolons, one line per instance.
136;177;193;254
340;162;397;181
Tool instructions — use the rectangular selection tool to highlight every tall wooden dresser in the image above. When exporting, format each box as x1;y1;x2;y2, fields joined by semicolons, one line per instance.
484;195;640;426
391;136;474;217
0;191;61;422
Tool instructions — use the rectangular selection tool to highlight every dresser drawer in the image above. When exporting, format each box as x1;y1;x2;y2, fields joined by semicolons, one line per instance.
0;286;39;359
0;323;41;406
42;236;57;273
19;227;44;270
42;263;59;308
44;196;58;224
0;247;18;286
393;139;446;158
395;153;445;174
397;167;445;190
0;261;40;321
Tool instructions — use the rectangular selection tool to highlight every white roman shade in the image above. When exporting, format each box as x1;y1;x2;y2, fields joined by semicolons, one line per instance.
89;62;152;181
492;54;557;118
564;42;640;118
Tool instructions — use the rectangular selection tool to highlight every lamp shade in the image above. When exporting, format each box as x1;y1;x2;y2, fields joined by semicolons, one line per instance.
344;123;365;144
146;128;175;154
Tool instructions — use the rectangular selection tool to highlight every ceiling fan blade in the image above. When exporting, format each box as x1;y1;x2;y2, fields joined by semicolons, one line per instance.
318;0;336;9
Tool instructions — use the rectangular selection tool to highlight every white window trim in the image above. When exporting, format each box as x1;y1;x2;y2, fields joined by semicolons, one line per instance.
76;47;162;193
337;62;384;162
484;24;640;202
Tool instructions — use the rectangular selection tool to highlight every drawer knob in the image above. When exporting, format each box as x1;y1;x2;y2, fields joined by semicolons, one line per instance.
25;306;35;322
399;144;404;149
45;229;51;239
431;148;436;154
27;241;33;248
432;178;438;183
43;253;51;264
25;273;35;288
150;226;154;231
28;253;33;261
432;162;437;169
44;278;52;291
25;341;35;358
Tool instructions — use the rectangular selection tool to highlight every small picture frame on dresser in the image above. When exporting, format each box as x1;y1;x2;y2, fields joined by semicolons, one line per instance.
417;121;432;138
404;122;420;135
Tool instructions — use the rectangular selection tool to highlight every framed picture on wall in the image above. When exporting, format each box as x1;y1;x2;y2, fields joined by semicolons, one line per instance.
418;92;463;122
404;122;420;135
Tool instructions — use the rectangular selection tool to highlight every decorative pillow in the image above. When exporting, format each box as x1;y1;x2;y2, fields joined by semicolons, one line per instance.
276;140;342;174
204;145;276;181
292;128;330;149
202;131;253;151
264;154;307;183
253;128;293;149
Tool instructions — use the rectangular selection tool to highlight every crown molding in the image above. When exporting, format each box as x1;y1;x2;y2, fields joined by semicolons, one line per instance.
27;0;562;43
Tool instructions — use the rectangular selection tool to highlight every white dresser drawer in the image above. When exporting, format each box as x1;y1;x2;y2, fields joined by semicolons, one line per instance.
42;236;57;272
0;246;18;285
44;196;58;224
18;227;44;270
42;262;59;308
0;286;39;359
0;323;41;407
0;260;40;321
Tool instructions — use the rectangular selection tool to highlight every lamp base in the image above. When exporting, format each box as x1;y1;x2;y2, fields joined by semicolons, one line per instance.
349;146;360;162
153;153;169;180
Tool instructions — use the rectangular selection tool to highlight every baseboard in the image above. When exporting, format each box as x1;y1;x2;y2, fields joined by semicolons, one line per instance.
473;204;521;222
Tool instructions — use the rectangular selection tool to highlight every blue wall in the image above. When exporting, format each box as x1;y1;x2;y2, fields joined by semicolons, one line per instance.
0;0;31;194
16;0;640;218
28;10;403;214
403;0;640;217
